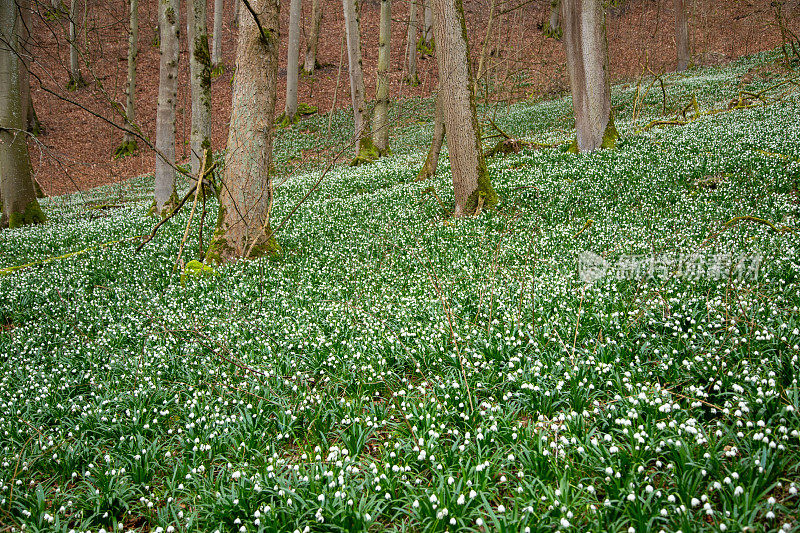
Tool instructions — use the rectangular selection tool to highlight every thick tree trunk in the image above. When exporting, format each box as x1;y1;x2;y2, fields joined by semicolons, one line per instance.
342;0;376;162
118;0;138;154
18;0;40;135
284;0;301;121
544;0;561;37
154;0;180;215
675;0;690;71
416;90;445;181
68;0;83;89
188;0;213;176
561;0;617;152
372;0;391;154
207;0;281;262
432;0;497;216
0;1;45;229
405;0;419;85
304;0;323;75
211;0;224;67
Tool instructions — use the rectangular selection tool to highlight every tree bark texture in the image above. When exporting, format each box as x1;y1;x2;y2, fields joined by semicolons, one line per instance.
18;0;40;134
405;0;418;84
304;0;323;75
675;0;690;71
154;0;179;214
188;0;212;176
122;0;138;148
417;90;445;181
372;0;391;154
0;1;44;228
432;0;497;216
284;0;301;120
561;0;617;152
211;0;224;67
545;0;561;37
207;0;281;262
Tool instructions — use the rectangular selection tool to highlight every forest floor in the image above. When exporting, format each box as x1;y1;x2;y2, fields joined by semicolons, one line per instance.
26;0;800;195
2;48;800;532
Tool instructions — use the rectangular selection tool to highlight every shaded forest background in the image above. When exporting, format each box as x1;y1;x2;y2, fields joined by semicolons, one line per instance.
27;0;799;195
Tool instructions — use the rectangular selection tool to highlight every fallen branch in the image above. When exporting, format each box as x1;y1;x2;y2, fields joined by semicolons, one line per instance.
724;215;797;234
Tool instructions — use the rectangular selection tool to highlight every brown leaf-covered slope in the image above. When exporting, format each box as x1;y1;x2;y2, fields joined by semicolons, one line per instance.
26;0;798;196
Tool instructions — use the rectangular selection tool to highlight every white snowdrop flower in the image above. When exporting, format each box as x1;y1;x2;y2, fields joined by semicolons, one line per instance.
231;471;241;480
734;486;744;497
560;517;570;528
412;499;419;509
497;505;505;513
450;518;456;525
166;527;175;533
766;511;775;519
768;497;776;505
719;525;727;532
469;489;477;498
691;498;701;507
627;493;635;501
457;494;465;505
628;528;635;533
476;518;484;526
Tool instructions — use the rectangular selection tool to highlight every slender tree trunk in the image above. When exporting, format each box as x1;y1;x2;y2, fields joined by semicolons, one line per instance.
675;0;690;71
343;0;376;162
284;0;301;122
207;0;281;262
544;0;561;37
154;0;180;215
372;0;391;154
304;0;323;75
188;0;213;176
234;0;240;26
416;90;445;181
423;0;433;48
561;0;617;152
476;0;496;84
68;0;83;89
432;0;497;216
0;1;45;229
211;0;224;68
405;0;419;85
118;0;138;155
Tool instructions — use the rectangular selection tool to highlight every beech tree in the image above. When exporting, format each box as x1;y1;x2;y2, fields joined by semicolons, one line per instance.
304;0;323;75
404;0;419;85
416;90;445;181
675;0;690;71
372;0;391;155
18;0;40;135
432;0;497;216
1;0;45;229
283;0;301;124
211;0;224;68
116;0;138;157
206;0;281;262
544;0;561;38
67;0;84;89
188;0;213;175
561;0;618;152
422;0;433;52
154;0;179;215
343;0;377;163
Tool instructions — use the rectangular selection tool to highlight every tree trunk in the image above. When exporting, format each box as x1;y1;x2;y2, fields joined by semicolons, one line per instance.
432;0;497;216
423;0;433;48
154;0;179;215
405;0;419;85
234;0;240;26
284;0;301;122
68;0;83;89
675;0;690;71
544;0;561;37
118;0;138;155
18;0;40;135
416;90;445;181
211;0;224;68
372;0;391;154
303;0;323;75
561;0;617;153
207;0;281;262
343;0;376;163
188;0;213;176
0;1;45;229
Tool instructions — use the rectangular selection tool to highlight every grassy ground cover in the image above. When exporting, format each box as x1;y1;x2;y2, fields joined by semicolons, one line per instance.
1;50;800;532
